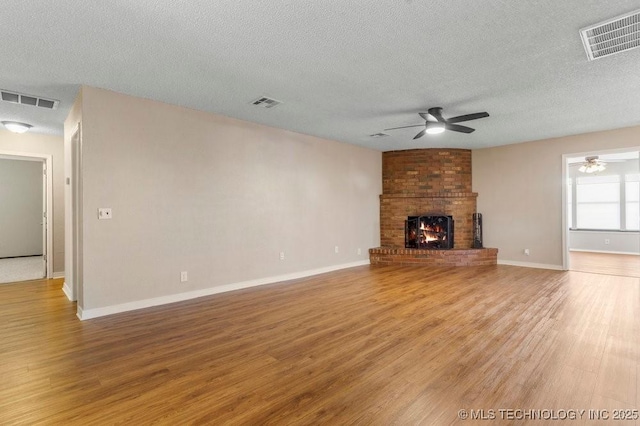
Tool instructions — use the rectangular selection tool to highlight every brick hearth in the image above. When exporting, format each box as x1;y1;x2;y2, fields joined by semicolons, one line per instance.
369;247;498;266
371;148;497;266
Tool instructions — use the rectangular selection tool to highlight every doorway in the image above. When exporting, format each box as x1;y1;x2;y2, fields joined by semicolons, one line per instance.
0;152;53;283
563;148;640;277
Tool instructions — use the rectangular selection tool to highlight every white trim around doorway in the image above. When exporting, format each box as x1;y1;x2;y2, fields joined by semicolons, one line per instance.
562;146;640;271
0;150;54;279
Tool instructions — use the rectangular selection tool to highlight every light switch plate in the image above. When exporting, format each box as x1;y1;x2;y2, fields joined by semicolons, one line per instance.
98;208;112;220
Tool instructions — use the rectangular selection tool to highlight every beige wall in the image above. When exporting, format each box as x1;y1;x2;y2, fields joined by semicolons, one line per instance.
72;86;381;312
0;130;64;273
473;125;640;268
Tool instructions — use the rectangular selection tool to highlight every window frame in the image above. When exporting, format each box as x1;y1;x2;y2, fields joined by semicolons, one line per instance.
569;173;639;232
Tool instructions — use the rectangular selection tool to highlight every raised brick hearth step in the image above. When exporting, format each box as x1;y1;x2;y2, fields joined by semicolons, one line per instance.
369;247;498;267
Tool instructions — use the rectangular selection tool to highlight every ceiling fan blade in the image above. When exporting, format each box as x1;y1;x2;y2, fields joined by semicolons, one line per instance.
445;123;475;133
419;112;429;120
413;128;427;139
384;124;425;131
446;112;489;124
427;107;445;122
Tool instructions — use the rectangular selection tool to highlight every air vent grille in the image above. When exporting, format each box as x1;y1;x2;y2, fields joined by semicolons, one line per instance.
369;133;389;138
251;96;282;109
0;90;59;109
580;10;640;60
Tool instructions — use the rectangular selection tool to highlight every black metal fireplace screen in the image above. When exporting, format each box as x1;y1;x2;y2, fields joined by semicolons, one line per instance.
405;215;454;249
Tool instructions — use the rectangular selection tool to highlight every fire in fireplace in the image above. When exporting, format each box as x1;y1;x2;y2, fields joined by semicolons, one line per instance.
405;215;454;249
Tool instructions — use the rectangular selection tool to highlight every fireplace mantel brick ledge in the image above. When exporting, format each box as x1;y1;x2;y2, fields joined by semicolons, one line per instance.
371;148;498;267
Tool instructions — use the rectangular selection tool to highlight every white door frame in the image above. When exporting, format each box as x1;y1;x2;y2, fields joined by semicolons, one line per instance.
68;124;82;305
0;150;53;279
561;145;640;270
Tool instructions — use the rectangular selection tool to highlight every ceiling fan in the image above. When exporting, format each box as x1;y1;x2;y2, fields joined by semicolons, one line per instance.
385;107;489;139
569;155;624;173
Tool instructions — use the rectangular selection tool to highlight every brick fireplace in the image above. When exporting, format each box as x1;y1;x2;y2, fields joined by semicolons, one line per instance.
369;149;497;266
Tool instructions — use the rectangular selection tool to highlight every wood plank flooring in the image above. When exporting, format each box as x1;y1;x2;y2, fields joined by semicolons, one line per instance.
570;251;640;278
1;265;639;425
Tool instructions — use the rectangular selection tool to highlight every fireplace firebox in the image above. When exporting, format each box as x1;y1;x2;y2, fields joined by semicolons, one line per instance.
405;215;454;249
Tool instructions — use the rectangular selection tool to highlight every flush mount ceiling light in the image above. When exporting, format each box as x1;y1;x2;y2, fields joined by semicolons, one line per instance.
2;121;33;134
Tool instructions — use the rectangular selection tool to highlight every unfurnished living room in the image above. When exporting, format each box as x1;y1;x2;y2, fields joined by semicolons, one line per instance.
1;2;639;424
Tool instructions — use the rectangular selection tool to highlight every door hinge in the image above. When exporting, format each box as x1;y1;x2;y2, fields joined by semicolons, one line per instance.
43;212;47;218
44;255;47;261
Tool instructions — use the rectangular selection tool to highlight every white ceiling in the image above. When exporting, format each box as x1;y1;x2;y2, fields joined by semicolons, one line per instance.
2;1;640;151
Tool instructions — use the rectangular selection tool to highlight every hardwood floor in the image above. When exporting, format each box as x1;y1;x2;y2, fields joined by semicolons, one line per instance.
1;265;639;425
570;251;640;278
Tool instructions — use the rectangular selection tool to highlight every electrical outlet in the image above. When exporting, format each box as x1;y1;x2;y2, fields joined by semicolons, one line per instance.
524;248;530;256
335;246;339;254
279;252;285;261
180;271;188;282
98;208;112;220
357;248;362;255
604;239;610;245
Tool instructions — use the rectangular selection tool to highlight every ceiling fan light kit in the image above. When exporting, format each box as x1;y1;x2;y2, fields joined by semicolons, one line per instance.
573;155;611;173
579;164;606;173
385;107;489;140
578;162;606;173
425;122;445;135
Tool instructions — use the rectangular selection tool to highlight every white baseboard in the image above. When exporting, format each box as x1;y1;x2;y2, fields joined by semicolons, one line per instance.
497;259;564;271
62;281;76;301
77;260;370;321
569;249;640;255
52;271;65;279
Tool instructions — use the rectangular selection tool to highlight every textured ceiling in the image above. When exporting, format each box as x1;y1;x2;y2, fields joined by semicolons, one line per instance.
1;1;640;151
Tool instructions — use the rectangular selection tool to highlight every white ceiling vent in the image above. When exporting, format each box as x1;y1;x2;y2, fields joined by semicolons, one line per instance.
580;9;640;60
1;90;59;109
251;96;282;109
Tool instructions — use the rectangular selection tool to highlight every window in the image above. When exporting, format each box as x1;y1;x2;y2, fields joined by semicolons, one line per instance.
570;171;640;231
575;175;620;229
626;173;640;231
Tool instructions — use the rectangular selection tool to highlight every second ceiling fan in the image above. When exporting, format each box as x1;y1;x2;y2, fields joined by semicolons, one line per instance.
385;107;489;139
